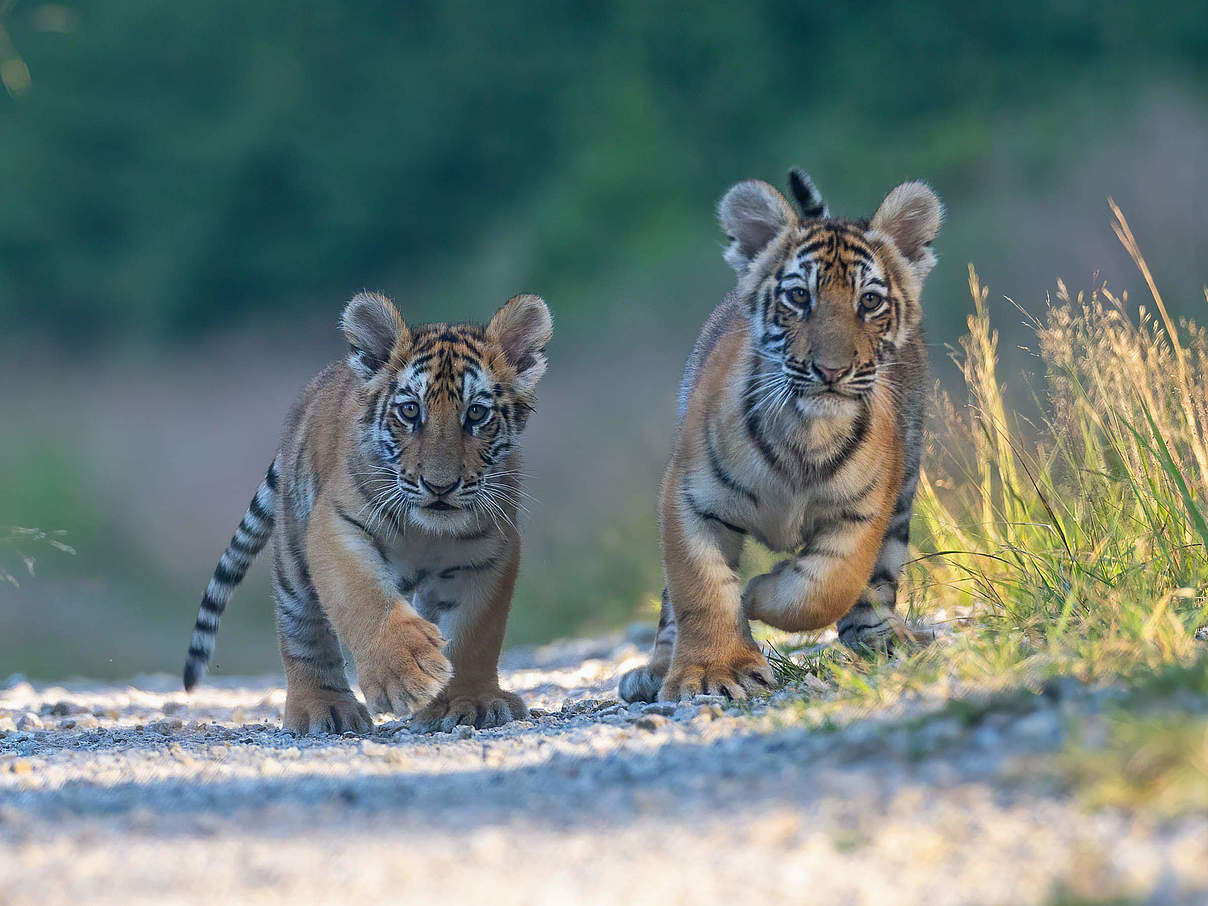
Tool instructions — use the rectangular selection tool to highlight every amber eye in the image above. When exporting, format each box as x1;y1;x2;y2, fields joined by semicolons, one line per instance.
398;400;421;421
786;286;811;307
859;292;885;315
465;403;489;425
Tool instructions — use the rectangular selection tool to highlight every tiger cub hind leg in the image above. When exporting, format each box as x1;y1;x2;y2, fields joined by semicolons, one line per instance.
273;546;373;735
618;589;676;703
836;479;922;653
282;674;373;735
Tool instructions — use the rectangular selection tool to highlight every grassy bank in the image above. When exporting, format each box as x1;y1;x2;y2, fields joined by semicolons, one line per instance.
766;203;1208;816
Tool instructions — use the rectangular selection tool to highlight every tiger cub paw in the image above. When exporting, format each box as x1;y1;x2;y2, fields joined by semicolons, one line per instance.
358;606;453;716
411;686;528;733
618;663;667;703
282;686;373;735
837;605;927;654
659;644;774;701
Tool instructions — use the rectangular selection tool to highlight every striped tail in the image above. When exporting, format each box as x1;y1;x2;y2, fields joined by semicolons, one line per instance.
182;455;280;691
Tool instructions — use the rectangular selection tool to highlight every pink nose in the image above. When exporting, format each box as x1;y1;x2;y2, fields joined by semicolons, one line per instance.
815;363;848;384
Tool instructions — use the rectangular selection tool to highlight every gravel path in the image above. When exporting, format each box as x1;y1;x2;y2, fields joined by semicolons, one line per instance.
2;630;1206;906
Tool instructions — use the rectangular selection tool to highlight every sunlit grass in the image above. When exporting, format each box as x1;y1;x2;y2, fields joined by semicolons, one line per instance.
769;202;1208;717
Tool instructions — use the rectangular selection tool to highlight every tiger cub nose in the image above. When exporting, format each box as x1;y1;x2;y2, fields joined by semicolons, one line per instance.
813;363;849;384
420;478;459;496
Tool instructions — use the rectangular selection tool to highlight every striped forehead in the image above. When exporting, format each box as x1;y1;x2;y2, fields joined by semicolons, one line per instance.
395;327;489;403
781;225;883;290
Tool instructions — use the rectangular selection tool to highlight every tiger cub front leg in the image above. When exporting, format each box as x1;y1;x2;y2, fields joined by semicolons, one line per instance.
742;509;888;636
273;546;373;735
307;504;452;718
413;541;528;732
659;481;772;701
837;500;919;651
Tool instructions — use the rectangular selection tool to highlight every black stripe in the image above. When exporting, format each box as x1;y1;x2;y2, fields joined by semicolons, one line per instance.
797;543;845;561
870;567;898;586
797;238;830;258
833;473;880;507
199;594;224;614
266;464;278;490
743;400;788;480
337;508;390;565
705;422;758;505
799;404;870;483
229;534;257;555
397;570;428;595
836;509;875;524
682;489;747;535
842;615;889;633
187;644;208;659
249;492;272;522
212;560;244;586
438;559;498;580
337;509;373;536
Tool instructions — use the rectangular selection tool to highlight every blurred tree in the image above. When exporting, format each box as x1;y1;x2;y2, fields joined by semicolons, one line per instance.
0;0;1204;341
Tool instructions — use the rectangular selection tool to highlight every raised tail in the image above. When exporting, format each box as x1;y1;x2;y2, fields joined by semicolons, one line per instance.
183;454;280;691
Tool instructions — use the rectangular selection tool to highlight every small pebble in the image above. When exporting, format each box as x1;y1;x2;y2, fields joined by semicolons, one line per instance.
641;702;677;716
635;714;670;732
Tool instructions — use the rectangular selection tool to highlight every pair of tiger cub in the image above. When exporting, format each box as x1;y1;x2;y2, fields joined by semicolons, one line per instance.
182;169;942;734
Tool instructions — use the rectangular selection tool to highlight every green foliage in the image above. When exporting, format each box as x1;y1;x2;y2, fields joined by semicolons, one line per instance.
1;1;1206;339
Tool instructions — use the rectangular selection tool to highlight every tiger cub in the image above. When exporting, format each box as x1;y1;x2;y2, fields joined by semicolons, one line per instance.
182;291;552;734
620;169;941;702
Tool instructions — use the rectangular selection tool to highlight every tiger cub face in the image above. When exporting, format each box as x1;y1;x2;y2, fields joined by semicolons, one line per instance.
341;292;552;533
719;176;942;418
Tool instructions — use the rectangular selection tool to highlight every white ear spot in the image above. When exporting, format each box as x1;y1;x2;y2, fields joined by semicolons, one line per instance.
871;182;944;281
717;180;797;275
486;294;552;393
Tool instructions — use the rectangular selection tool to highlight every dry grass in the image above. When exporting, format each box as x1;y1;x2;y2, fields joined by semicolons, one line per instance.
766;204;1208;812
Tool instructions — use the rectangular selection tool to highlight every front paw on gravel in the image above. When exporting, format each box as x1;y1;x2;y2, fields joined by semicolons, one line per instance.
411;688;527;733
658;648;775;701
282;690;373;735
359;608;453;716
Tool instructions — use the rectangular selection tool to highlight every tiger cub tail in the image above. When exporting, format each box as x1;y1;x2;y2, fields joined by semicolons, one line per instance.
182;455;280;691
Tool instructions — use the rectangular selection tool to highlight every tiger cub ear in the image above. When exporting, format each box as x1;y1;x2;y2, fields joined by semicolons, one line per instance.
717;179;797;275
340;291;409;381
487;294;552;392
871;182;944;282
787;167;828;220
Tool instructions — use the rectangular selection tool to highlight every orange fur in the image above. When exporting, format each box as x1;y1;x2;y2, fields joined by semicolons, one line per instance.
182;292;552;734
620;172;942;703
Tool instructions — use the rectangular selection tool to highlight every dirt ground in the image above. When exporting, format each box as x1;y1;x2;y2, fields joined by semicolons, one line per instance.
1;630;1205;906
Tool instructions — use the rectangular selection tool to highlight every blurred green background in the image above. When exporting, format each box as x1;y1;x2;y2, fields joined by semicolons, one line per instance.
1;1;1205;679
